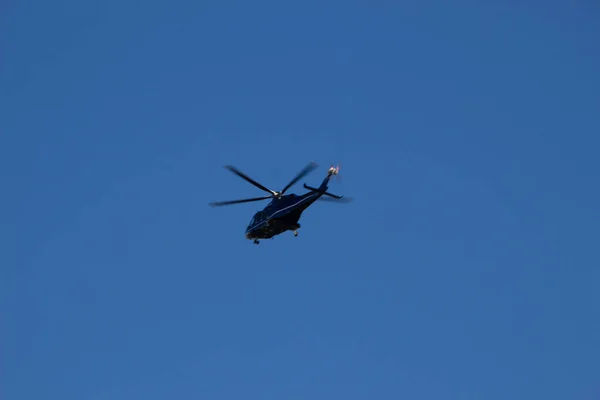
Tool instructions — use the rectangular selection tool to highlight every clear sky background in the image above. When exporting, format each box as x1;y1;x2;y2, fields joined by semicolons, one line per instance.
2;1;599;399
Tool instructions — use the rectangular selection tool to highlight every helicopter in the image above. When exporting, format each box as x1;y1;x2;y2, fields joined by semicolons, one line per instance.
209;162;351;244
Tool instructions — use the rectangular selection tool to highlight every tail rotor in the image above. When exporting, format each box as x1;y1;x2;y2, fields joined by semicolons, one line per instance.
328;164;342;183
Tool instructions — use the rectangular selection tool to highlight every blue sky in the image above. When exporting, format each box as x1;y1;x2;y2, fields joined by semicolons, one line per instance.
2;1;599;399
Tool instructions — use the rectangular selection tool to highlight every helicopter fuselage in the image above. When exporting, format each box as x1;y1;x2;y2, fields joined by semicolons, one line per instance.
245;191;322;240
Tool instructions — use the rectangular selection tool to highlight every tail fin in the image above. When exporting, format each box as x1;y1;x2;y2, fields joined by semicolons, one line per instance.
317;164;340;190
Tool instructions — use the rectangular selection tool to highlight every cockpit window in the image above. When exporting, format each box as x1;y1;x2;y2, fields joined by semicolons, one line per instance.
249;211;265;226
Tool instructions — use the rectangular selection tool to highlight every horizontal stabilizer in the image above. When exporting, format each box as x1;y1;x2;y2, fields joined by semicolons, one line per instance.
303;184;344;199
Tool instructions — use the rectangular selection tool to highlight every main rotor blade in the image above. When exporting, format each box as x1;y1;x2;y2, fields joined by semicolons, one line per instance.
209;195;273;207
280;161;319;194
224;165;277;196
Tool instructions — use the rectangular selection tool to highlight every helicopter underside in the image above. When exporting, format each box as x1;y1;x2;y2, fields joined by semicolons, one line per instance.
245;211;303;243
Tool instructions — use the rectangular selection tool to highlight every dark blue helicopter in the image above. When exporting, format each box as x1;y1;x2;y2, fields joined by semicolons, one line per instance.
209;162;351;244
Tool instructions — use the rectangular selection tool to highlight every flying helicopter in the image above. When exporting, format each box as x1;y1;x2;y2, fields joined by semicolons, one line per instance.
209;162;351;244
